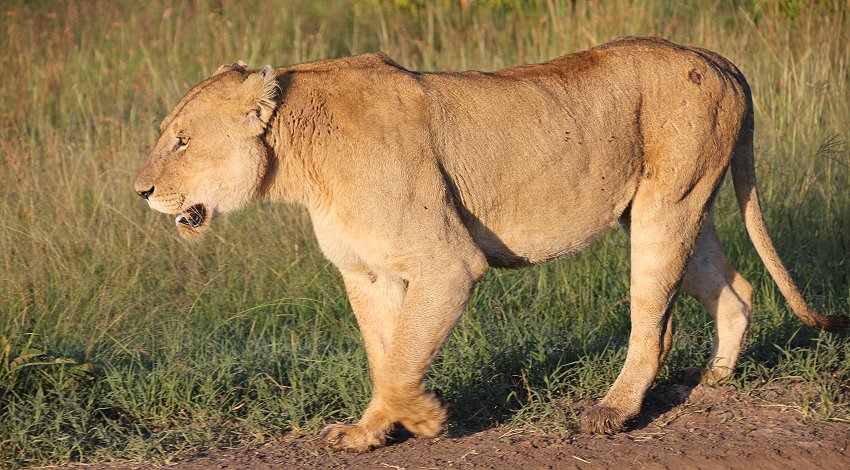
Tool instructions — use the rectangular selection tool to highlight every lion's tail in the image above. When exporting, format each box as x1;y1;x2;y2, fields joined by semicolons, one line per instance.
731;110;849;332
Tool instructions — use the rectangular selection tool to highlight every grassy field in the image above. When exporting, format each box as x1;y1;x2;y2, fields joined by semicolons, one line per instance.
1;0;849;466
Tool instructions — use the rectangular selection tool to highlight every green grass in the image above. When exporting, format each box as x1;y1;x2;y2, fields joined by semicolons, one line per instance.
1;0;849;466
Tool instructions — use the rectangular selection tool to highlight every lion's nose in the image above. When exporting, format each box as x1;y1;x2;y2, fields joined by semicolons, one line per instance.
137;186;155;199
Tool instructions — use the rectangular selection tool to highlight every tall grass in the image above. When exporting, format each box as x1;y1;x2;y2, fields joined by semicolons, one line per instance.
1;0;848;466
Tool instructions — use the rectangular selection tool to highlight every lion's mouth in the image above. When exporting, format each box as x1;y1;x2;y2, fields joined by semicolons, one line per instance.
175;204;211;239
176;204;206;228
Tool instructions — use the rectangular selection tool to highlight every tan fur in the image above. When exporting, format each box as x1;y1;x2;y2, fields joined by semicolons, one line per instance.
135;37;848;451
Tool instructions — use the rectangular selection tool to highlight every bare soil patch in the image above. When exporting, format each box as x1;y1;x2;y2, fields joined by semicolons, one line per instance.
59;384;850;470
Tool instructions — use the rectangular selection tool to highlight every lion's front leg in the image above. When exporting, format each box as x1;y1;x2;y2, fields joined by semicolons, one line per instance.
321;270;405;452
376;260;485;437
322;258;485;451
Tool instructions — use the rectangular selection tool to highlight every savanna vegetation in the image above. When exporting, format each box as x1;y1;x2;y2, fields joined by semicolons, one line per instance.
1;0;848;466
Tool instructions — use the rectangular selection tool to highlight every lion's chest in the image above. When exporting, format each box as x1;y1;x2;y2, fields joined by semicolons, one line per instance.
308;205;381;275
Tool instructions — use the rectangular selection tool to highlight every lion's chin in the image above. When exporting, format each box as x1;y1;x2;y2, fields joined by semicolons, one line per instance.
175;204;212;240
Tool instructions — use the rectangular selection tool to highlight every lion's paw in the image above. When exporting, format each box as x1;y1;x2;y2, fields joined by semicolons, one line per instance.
320;423;385;452
580;406;627;435
395;393;446;438
680;367;729;386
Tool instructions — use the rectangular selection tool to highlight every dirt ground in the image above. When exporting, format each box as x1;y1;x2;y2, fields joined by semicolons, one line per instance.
62;384;849;470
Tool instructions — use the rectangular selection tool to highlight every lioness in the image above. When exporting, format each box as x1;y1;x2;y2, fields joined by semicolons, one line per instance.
135;37;848;451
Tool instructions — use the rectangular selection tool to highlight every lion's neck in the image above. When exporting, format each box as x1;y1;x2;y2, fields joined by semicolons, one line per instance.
259;116;302;204
260;84;329;207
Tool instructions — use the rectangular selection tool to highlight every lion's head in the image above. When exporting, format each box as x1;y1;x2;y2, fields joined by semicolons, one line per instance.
134;61;279;239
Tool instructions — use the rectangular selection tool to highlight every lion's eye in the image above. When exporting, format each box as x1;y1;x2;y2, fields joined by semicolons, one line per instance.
175;135;190;150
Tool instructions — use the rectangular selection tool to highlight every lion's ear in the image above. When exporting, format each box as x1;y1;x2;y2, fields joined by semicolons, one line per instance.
214;60;249;76
238;65;279;130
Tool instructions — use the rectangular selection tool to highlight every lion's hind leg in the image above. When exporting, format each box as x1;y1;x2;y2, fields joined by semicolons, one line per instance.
681;216;753;385
582;151;730;434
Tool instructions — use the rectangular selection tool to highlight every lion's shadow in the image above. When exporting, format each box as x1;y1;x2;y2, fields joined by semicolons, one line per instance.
432;344;699;440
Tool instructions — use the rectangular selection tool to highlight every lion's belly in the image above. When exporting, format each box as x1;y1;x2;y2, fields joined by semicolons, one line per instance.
426;68;643;267
458;164;639;268
438;113;643;268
